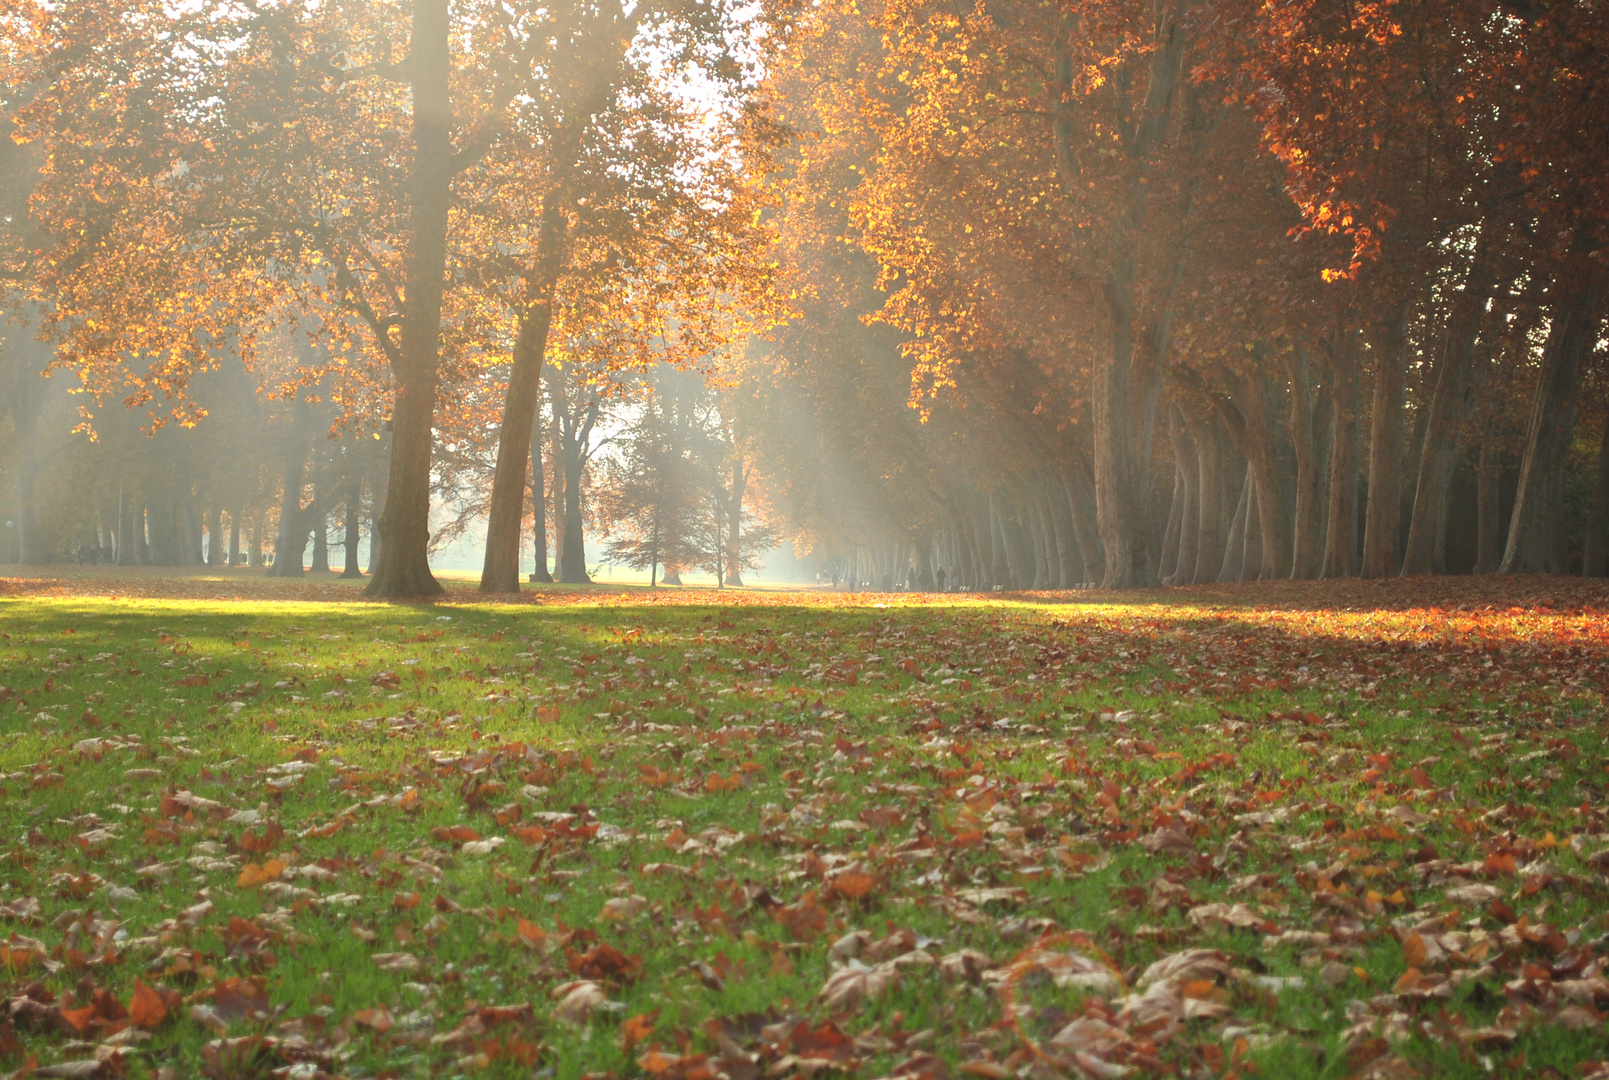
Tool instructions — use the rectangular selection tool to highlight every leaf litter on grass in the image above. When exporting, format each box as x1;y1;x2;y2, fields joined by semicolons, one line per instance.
0;575;1607;1078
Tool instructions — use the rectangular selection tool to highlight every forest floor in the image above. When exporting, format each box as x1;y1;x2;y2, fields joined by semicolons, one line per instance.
1;569;1608;1080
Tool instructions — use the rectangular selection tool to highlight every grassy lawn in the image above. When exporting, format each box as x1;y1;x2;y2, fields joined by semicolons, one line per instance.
2;571;1608;1080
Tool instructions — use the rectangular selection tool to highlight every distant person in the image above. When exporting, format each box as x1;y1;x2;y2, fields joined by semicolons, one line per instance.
935;565;946;592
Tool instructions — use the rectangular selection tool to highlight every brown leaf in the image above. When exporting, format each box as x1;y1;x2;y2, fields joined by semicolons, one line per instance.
129;979;176;1029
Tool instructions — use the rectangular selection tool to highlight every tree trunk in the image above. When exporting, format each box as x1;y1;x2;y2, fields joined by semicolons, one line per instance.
548;389;567;582
1164;409;1199;585
1240;371;1291;579
341;472;364;578
1583;416;1609;578
1402;226;1500;576
268;437;309;578
1361;302;1409;577
725;459;747;587
1158;464;1184;584
1240;472;1262;582
481;203;566;593
11;385;39;564
1321;332;1361;578
205;505;223;566
1474;442;1501;574
1219;464;1251;583
1189;414;1229;584
310;510;330;573
557;394;597;585
1501;253;1607;574
1285;345;1322;579
365;0;453;599
229;503;243;566
528;408;553;582
1063;462;1104;586
368;429;390;576
249;509;263;569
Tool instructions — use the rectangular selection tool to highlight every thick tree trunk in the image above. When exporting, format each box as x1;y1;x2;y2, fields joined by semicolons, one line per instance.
1063;463;1104;586
1474;442;1501;574
204;505;223;566
1165;409;1199;586
1501;254;1607;574
1583;417;1609;578
1158;466;1184;584
1286;346;1322;579
1189;414;1228;584
268;439;309;578
367;430;390;576
1361;303;1409;578
366;0;453;599
341;473;363;578
1402;226;1499;576
1241;473;1263;582
1321;334;1360;578
1046;474;1077;588
481;203;566;593
1219;465;1251;583
134;506;150;565
310;511;330;573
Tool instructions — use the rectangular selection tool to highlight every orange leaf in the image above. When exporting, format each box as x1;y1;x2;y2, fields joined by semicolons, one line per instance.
516;919;548;947
129;980;173;1029
431;825;480;843
829;871;878;900
1402;933;1428;968
621;1009;659;1051
393;892;422;911
236;858;286;889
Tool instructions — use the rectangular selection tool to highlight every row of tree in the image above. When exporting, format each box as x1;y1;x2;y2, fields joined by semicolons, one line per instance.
736;0;1609;588
5;0;1609;591
2;0;772;594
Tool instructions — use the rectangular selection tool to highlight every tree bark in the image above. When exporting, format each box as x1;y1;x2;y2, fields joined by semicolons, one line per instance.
1474;442;1501;574
1321;331;1361;578
528;408;553;582
1361;302;1410;578
1188;413;1228;584
1219;464;1251;583
10;383;39;564
481;202;567;593
1285;345;1322;579
367;429;390;576
1158;463;1184;584
365;0;453;599
1063;461;1104;586
1241;474;1263;582
268;440;309;578
725;458;747;587
229;503;243;566
1402;225;1500;576
557;391;598;584
341;471;363;578
1164;408;1199;586
1583;415;1609;578
1501;252;1607;574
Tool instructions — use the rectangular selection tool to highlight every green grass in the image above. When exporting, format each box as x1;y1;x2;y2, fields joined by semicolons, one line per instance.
1;579;1607;1079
